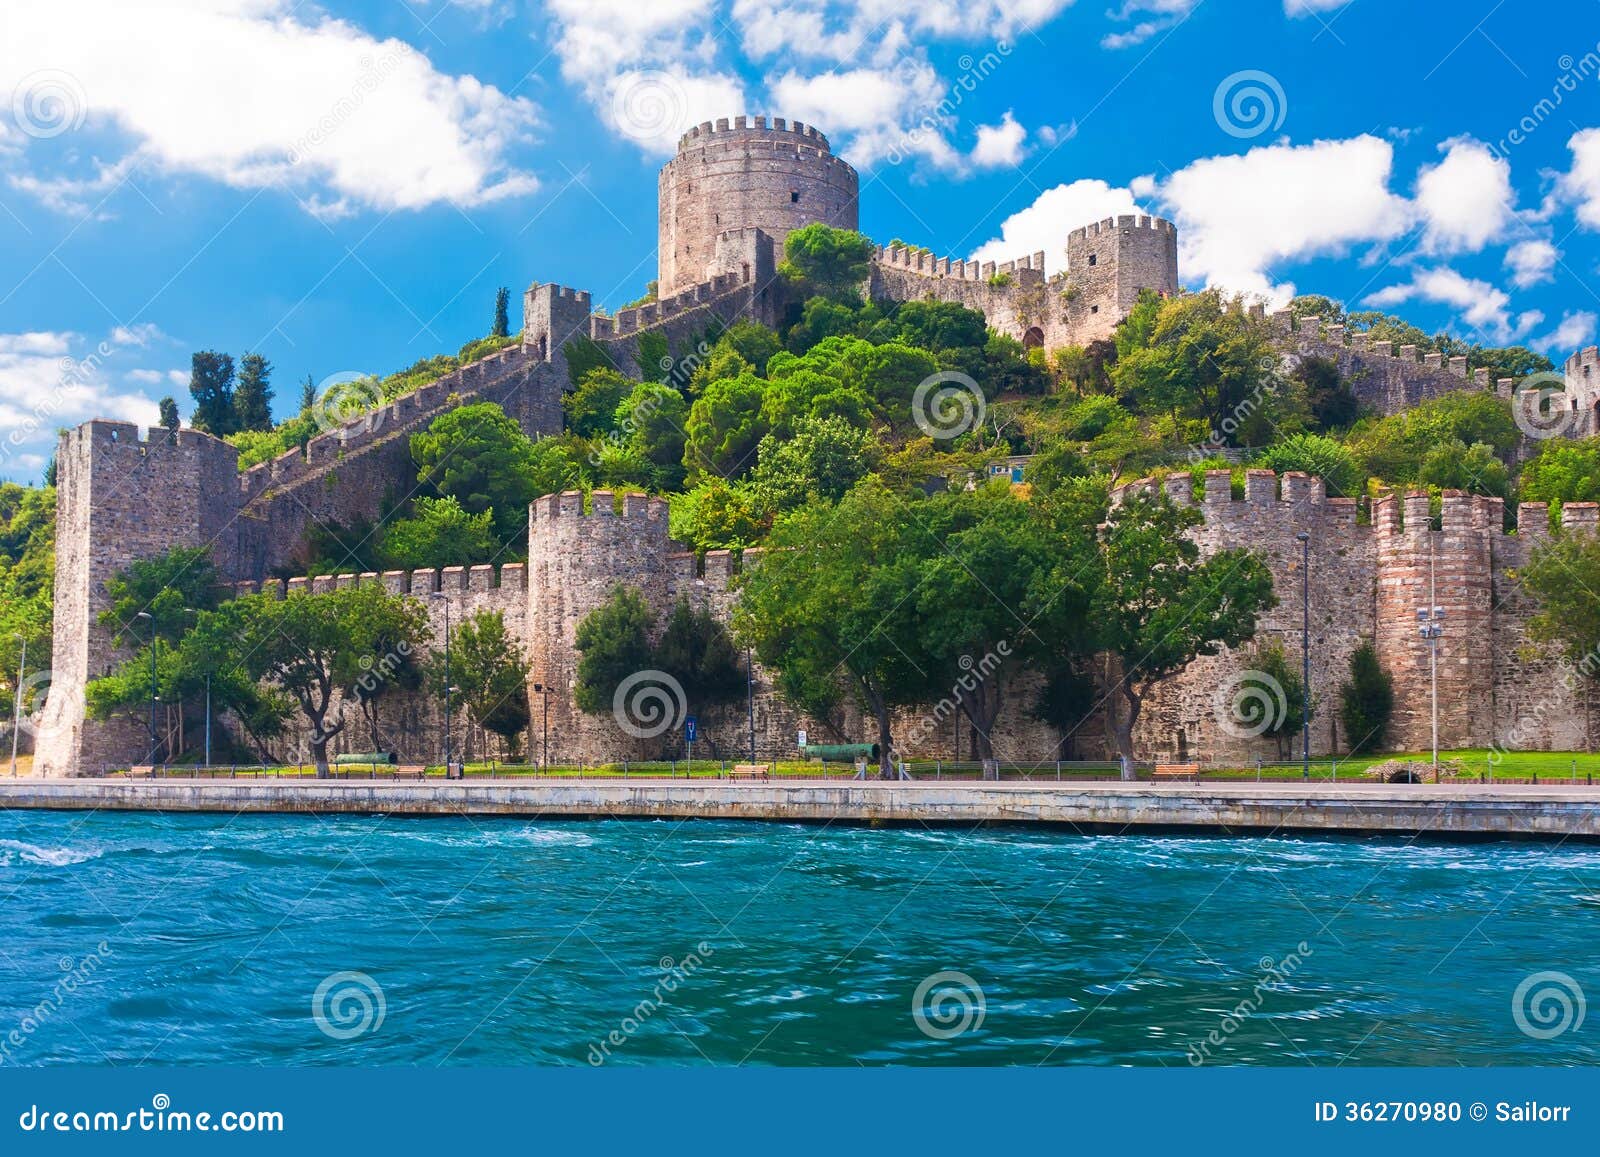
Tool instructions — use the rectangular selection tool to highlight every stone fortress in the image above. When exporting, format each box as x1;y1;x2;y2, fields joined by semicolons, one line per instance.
30;114;1600;775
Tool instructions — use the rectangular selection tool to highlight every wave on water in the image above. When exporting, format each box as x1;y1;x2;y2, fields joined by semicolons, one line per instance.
0;839;102;866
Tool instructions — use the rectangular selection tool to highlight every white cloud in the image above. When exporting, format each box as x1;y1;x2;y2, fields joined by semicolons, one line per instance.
969;112;1027;168
0;329;163;479
1560;128;1600;230
1364;267;1534;344
1413;137;1515;255
968;179;1147;272
1542;311;1598;354
125;369;166;385
729;0;1076;64
0;0;539;215
1101;0;1199;48
1156;135;1412;303
1284;0;1347;13
772;62;966;169
1504;238;1559;289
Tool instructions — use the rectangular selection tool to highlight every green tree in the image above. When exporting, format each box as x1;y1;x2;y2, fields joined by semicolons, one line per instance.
748;415;872;513
1519;438;1600;509
684;371;769;481
410;402;539;547
299;375;317;412
654;597;746;714
1243;638;1309;760
340;584;428;751
233;353;274;433
779;224;876;300
564;367;632;439
734;478;942;775
188;350;237;436
894;299;988;351
442;609;531;759
158;397;180;432
1338;640;1393;755
99;546;222;649
563;336;615;388
187;585;429;775
1080;489;1277;776
668;480;768;551
615;381;690;490
1294;355;1360;432
378;497;499;571
492;287;511;338
1289;295;1346;324
1417;439;1509;498
573;586;657;716
1255;433;1361;497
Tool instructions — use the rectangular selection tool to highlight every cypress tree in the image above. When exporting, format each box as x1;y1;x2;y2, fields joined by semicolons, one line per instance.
188;351;236;435
1339;641;1393;755
234;353;274;432
158;396;180;431
492;287;510;338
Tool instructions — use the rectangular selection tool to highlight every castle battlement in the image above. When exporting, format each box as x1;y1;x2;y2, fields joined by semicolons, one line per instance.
678;116;831;153
530;489;669;527
873;242;1047;284
1066;214;1176;242
232;562;530;602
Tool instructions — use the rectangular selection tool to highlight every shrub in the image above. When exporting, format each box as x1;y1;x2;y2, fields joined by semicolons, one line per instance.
1339;641;1393;755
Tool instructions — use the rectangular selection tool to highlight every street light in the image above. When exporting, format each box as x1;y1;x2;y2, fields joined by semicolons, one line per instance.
133;611;157;765
10;633;24;777
745;646;756;764
429;592;453;777
1296;532;1311;781
532;682;549;769
184;607;209;768
1418;607;1444;779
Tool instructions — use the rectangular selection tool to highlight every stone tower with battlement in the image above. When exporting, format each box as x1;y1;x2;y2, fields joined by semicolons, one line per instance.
1564;346;1600;437
34;422;243;776
658;116;859;297
1063;215;1179;343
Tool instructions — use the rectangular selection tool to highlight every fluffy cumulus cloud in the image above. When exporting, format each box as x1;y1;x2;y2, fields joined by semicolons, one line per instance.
1155;135;1412;303
1560;128;1600;230
1;0;540;217
1283;0;1348;13
1413;137;1517;255
1504;239;1559;289
967;179;1147;272
1364;268;1538;345
969;111;1028;168
0;329;164;479
1540;311;1598;354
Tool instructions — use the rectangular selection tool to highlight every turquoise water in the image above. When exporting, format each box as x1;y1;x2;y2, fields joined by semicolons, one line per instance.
0;809;1595;1066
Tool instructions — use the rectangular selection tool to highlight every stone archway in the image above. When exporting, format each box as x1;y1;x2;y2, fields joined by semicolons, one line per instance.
1022;326;1044;350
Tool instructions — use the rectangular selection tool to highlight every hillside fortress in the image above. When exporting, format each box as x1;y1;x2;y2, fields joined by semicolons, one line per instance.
31;115;1600;775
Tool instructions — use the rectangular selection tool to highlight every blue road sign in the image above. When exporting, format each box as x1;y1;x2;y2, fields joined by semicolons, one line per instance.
685;715;698;742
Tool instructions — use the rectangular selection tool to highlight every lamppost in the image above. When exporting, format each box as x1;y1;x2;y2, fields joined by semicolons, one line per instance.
532;683;549;768
430;592;453;776
1296;532;1311;780
10;634;24;777
1418;547;1444;779
745;646;756;764
184;607;209;768
134;611;157;765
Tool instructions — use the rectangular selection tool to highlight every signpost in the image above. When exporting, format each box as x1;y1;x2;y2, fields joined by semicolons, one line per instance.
685;715;697;773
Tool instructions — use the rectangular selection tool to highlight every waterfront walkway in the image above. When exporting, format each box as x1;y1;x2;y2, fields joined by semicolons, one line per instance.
2;777;1599;839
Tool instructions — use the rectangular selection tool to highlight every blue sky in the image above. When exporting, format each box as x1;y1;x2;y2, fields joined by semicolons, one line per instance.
2;0;1599;481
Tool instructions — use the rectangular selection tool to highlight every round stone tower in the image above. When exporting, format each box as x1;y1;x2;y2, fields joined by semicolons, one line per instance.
658;115;860;297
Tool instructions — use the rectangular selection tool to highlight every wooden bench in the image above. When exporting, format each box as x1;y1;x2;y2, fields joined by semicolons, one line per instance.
397;765;426;780
129;765;155;778
1152;763;1200;781
728;763;770;781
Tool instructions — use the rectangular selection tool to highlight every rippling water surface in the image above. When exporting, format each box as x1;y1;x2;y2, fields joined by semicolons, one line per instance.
0;809;1595;1066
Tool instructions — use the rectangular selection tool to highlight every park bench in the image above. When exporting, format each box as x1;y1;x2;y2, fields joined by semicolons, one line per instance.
398;765;426;780
728;763;770;781
129;765;154;777
1152;763;1200;781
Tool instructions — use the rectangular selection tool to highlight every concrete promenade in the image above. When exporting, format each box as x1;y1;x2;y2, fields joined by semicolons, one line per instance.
2;777;1600;839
